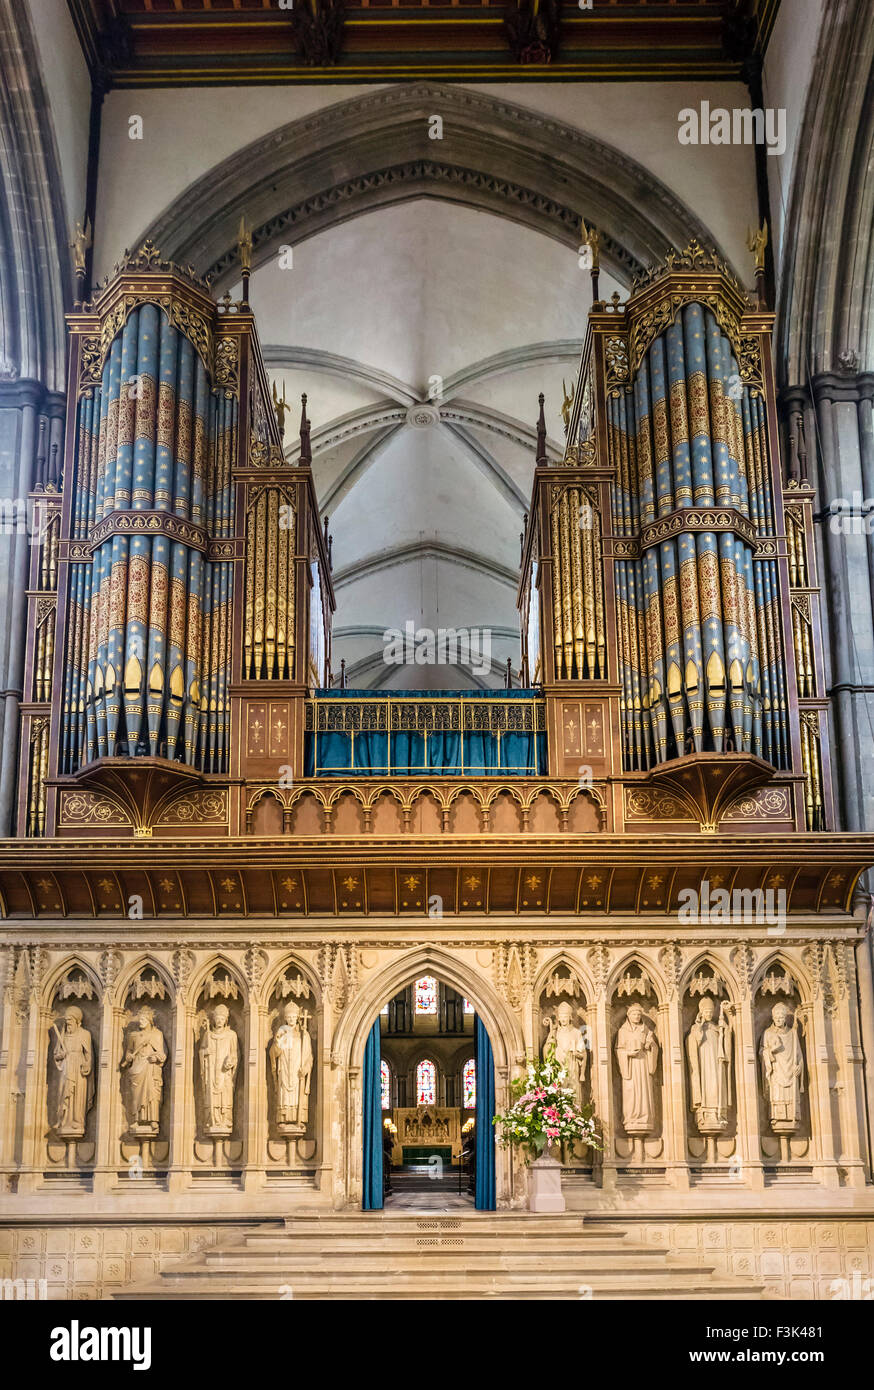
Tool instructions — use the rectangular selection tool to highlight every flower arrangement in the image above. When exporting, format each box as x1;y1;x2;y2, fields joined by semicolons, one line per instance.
493;1047;601;1160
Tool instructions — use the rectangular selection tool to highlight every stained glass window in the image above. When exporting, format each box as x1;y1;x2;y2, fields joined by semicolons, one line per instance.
380;1060;391;1110
462;998;474;1015
415;976;438;1014
416;1059;437;1106
462;1058;476;1109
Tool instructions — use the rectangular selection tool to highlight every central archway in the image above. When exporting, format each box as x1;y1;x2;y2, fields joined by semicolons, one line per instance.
333;946;524;1211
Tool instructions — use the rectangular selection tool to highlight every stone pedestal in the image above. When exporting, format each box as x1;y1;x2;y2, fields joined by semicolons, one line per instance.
528;1152;565;1212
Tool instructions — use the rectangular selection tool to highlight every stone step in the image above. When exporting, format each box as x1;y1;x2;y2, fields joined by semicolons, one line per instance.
117;1275;763;1301
111;1214;766;1301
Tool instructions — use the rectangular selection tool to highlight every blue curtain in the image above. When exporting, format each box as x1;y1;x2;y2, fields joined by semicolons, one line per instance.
474;1015;496;1211
305;689;547;777
362;1019;383;1210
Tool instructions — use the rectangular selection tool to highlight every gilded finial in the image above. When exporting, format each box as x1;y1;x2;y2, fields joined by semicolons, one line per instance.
237;216;253;276
560;378;575;437
746;221;768;274
581;219;601;274
272;379;289;440
70;218;92;277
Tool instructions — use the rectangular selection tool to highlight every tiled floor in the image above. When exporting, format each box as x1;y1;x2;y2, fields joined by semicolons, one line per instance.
383;1192;475;1210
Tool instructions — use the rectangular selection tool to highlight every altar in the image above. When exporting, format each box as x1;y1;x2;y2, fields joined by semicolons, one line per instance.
391;1107;462;1165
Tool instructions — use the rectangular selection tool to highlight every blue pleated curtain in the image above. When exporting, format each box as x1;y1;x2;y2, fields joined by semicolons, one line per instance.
305;689;547;777
362;1019;383;1210
474;1015;496;1211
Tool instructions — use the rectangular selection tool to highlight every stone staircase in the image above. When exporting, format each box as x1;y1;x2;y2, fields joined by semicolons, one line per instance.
114;1212;767;1300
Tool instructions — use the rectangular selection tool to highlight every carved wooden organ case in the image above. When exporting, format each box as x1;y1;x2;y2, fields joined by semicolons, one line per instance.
519;242;832;835
16;246;334;839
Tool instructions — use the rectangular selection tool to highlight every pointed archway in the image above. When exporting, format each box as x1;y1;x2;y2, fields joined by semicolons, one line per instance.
333;946;523;1210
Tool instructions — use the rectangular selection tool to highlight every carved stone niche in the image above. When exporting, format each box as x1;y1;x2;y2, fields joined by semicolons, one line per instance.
682;973;737;1167
755;972;810;1165
610;967;663;1166
193;970;245;1165
539;964;592;1168
119;969;172;1170
46;968;101;1169
266;970;317;1167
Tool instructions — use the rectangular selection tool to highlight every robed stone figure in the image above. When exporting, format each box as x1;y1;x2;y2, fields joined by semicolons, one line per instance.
544;1001;588;1108
198;1004;238;1137
51;1006;95;1138
120;1006;167;1136
269;1001;314;1133
760;1002;804;1133
686;997;733;1134
615;1003;659;1134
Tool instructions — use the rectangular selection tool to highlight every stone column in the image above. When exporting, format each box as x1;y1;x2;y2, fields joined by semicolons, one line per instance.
242;1002;266;1191
0;947;22;1170
802;987;840;1189
17;998;51;1192
92;997;120;1194
853;924;874;1175
168;1000;195;1193
834;943;868;1187
803;373;874;833
661;993;690;1190
734;978;765;1190
0;383;37;833
592;988;615;1188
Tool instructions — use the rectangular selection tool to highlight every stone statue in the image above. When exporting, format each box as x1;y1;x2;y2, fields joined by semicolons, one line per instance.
760;1002;804;1133
51;1006;94;1138
544;1001;588;1107
615;1002;659;1134
120;1006;167;1136
198;1004;238;1137
686;997;733;1135
269;1001;313;1133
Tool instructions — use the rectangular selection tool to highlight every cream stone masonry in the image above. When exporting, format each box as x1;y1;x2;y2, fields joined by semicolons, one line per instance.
1;927;871;1213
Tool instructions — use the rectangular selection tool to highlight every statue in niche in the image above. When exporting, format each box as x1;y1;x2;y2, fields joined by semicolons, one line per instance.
269;1001;314;1133
51;1006;94;1138
686;996;734;1135
760;1002;804;1133
120;1006;167;1136
198;1004;238;1137
543;1001;588;1108
615;1002;659;1134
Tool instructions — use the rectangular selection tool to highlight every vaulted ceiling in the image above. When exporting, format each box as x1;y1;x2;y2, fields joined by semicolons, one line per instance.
245;199;623;688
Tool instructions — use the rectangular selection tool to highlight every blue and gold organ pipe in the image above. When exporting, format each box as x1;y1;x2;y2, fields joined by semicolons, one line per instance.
606;301;789;772
63;297;237;775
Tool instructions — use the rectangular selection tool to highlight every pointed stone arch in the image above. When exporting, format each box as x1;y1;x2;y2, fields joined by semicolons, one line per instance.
111;954;175;1011
138;83;729;294
336;945;523;1071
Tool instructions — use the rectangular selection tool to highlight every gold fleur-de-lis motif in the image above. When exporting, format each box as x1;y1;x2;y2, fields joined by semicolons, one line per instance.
465;874;481;891
525;874;541;890
282;876;298;893
97;877;115;895
220;876;236;893
342;875;359;892
586;873;603;889
403;875;420;892
159;877;174;893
